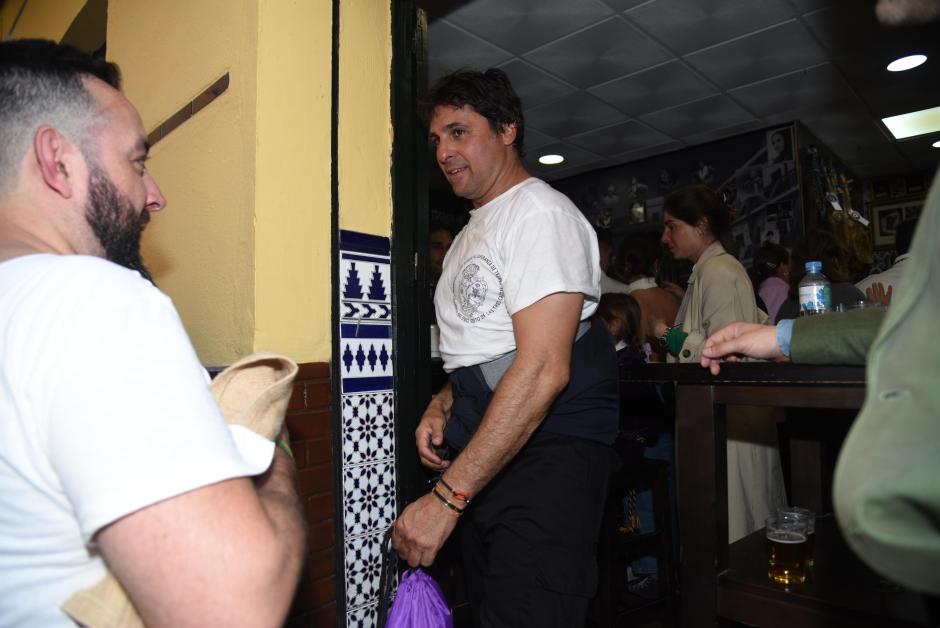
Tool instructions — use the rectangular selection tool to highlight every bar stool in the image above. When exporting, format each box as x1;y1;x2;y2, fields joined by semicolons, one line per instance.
591;458;676;628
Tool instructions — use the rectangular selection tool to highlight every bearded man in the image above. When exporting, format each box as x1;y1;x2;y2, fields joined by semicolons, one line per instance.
0;40;304;626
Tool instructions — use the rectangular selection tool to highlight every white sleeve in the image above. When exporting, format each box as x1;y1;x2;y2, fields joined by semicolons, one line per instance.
36;267;268;542
500;209;599;316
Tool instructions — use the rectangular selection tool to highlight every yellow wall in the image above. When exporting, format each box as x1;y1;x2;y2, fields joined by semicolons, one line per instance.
253;0;333;359
108;0;259;365
1;0;86;40
338;0;393;237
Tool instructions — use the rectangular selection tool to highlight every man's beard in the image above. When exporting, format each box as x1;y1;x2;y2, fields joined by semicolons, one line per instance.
84;165;154;283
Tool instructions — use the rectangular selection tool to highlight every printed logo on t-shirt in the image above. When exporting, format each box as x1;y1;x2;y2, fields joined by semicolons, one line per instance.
453;255;503;323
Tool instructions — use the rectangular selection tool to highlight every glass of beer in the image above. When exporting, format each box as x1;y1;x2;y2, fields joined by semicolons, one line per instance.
778;507;816;567
765;516;808;585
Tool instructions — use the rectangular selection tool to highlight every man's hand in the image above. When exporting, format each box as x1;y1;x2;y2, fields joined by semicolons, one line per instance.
866;281;893;306
416;389;452;472
391;492;459;567
700;322;787;375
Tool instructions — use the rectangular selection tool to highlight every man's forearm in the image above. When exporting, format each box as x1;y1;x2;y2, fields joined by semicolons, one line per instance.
250;448;307;619
442;356;566;496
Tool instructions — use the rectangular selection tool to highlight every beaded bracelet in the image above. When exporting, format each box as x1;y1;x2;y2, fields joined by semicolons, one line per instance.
431;486;465;515
438;476;471;504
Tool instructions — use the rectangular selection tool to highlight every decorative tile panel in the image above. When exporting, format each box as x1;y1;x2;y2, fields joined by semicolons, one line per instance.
338;231;397;626
342;393;395;466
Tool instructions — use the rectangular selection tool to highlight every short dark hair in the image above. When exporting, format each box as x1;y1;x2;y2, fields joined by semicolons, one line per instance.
0;39;121;190
595;292;642;347
895;218;917;255
752;241;789;284
618;233;660;279
664;184;733;239
418;68;525;158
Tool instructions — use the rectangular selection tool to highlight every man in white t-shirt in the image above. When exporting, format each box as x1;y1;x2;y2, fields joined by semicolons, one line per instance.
856;217;916;302
0;40;304;626
392;68;619;627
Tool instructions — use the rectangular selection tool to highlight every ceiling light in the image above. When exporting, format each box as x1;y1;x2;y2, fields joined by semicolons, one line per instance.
887;54;927;72
933;140;940;148
539;154;564;165
882;106;940;139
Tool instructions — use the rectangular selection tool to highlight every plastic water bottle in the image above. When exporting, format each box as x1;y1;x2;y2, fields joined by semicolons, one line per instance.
798;261;831;315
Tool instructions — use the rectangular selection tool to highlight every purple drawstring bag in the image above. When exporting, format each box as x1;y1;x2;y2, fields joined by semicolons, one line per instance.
384;569;453;628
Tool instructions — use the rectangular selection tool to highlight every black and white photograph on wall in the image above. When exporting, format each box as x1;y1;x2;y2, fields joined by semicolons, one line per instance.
645;197;664;226
630;202;645;224
767;127;793;164
874;203;903;247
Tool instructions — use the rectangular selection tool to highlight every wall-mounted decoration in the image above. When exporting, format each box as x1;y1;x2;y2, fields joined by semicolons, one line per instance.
872;202;912;248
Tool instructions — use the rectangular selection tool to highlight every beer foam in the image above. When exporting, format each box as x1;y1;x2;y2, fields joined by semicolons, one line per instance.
766;531;807;544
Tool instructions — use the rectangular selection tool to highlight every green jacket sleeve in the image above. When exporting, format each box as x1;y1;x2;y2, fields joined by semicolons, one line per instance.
790;307;886;365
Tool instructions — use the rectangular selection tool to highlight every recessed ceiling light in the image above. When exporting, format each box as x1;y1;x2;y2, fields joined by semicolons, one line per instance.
539;154;564;165
882;106;940;139
933;140;940;148
887;54;927;72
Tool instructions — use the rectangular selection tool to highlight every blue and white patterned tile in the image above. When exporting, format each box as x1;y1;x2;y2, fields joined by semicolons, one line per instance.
342;393;395;466
339;324;393;394
346;602;378;628
343;460;396;539
344;531;386;610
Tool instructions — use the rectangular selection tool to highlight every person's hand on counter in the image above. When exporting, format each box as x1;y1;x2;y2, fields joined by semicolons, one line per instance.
700;321;789;375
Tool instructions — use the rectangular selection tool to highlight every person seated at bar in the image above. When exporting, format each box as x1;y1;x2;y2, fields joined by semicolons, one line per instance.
699;168;940;595
776;228;866;319
618;234;679;361
750;241;791;323
597;227;631;294
0;40;305;625
856;217;917;303
651;184;786;541
595;292;677;593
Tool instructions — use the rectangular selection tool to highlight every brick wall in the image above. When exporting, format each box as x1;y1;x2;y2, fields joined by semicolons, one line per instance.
284;362;338;627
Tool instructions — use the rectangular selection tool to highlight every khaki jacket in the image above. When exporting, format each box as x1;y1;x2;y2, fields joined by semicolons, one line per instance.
670;241;766;363
833;168;940;594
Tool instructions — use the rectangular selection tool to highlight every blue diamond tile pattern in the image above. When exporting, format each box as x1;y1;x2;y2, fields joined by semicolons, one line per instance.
339;230;398;626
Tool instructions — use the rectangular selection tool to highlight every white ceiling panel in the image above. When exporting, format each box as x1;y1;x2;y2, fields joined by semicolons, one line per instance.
685;20;827;90
428;20;513;80
525;91;628;137
728;63;858;117
443;0;614;55
625;0;796;56
495;59;578;108
566;120;676;157
589;60;717;116
523;17;671;88
640;94;755;137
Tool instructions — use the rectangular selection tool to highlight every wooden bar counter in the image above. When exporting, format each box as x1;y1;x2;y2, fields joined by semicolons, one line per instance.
619;362;929;628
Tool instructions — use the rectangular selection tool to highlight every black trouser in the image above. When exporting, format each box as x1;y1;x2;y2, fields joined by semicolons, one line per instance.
458;432;618;628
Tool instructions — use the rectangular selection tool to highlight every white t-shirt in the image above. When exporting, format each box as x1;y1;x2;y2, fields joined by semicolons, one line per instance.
435;178;600;371
0;254;271;627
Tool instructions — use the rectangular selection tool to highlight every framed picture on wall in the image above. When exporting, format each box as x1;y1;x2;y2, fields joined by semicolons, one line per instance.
873;203;904;248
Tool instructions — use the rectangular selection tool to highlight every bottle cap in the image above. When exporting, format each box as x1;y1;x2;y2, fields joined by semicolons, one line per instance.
804;261;822;273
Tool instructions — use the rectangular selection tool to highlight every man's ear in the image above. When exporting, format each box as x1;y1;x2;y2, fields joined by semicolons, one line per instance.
499;121;518;147
34;125;78;199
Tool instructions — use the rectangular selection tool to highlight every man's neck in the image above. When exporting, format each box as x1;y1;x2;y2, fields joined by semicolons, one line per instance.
472;161;530;209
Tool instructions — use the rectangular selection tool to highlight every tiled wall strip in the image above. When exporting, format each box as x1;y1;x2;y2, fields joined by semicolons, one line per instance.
146;72;229;147
338;230;396;628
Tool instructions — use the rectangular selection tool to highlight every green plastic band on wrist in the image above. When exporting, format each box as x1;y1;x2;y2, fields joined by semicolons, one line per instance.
665;327;689;357
276;438;294;460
